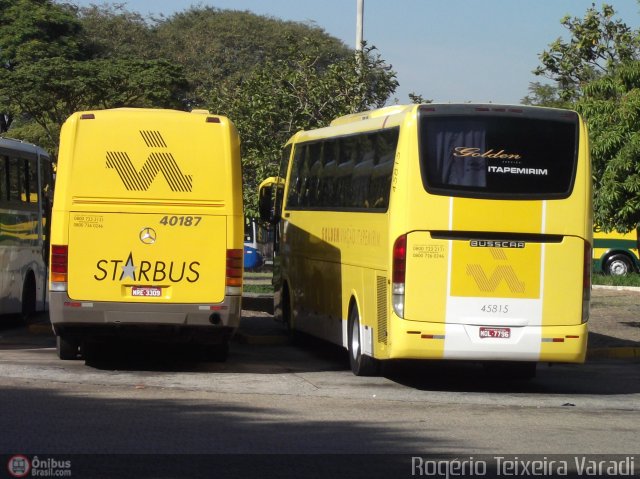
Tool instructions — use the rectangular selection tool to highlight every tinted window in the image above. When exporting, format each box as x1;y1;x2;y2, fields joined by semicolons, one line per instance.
285;128;399;211
419;113;578;198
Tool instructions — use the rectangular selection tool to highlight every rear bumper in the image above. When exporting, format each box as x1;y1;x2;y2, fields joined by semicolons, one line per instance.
388;316;588;363
49;291;241;344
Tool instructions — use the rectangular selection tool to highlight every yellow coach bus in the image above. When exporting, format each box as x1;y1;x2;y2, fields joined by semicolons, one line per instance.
50;108;243;360
259;104;592;378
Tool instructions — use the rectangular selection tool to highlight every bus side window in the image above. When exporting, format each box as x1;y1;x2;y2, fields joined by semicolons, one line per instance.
27;158;38;203
0;155;7;201
8;157;23;203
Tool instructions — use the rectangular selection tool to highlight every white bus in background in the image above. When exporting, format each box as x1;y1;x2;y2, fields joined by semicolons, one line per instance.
0;137;54;319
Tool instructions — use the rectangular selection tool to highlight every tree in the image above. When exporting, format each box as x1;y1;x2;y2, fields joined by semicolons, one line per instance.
533;3;640;102
576;61;640;236
0;0;84;132
521;82;569;108
208;41;398;216
77;3;160;60
0;0;188;152
154;7;351;108
534;2;640;240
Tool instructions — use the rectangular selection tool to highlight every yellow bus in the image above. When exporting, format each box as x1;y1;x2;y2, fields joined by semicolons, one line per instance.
259;104;592;378
592;228;639;275
50;108;243;360
1;137;54;319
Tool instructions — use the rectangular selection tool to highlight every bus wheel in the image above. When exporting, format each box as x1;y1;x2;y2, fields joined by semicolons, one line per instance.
20;274;36;321
56;335;80;360
282;285;297;343
604;254;634;276
348;304;379;376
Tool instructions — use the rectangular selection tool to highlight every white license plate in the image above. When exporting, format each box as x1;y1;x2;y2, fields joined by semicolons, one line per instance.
479;327;511;339
131;286;162;297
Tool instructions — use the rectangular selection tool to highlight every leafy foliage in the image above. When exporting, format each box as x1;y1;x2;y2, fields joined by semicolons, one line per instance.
533;3;640;102
534;3;640;239
208;42;398;216
520;82;569;108
577;61;640;234
153;7;351;107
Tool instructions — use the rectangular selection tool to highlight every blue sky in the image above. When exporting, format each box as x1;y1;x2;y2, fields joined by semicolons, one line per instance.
66;0;640;105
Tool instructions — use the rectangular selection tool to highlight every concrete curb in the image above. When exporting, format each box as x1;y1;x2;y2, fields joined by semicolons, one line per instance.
592;284;640;293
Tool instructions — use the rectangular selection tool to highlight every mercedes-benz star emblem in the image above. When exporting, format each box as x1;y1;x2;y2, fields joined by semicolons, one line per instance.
139;227;157;245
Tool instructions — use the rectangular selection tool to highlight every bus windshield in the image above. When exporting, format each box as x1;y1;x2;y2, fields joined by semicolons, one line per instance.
419;110;578;199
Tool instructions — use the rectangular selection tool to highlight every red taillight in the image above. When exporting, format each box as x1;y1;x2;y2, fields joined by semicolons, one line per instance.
51;244;68;283
226;249;243;288
392;235;407;284
392;235;407;317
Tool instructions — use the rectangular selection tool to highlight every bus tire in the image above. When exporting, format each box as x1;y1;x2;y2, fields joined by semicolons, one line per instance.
348;303;379;377
57;335;80;360
282;284;298;343
604;254;634;276
20;273;36;321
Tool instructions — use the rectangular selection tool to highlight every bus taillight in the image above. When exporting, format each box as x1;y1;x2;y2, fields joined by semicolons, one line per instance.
582;241;592;323
50;245;68;291
226;249;243;295
392;235;407;318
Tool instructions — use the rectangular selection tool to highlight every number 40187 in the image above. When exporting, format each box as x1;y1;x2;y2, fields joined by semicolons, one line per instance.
159;215;202;226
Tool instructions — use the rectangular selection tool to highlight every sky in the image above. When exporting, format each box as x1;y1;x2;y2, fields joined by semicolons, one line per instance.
66;0;640;105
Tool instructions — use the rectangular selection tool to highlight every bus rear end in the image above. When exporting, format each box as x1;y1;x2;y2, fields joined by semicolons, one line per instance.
391;105;591;372
50;109;243;360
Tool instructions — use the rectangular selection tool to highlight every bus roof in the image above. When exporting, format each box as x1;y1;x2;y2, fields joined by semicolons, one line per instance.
0;136;51;160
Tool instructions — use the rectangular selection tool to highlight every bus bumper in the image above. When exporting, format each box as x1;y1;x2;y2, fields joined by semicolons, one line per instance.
388;316;588;364
49;292;241;344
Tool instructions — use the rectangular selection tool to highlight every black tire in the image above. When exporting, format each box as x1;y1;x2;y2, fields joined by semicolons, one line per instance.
57;335;80;360
604;253;634;276
20;275;36;322
282;285;298;343
347;303;379;376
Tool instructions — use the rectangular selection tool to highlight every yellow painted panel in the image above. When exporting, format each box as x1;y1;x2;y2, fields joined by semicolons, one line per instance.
67;213;226;303
404;232;448;322
451;242;541;299
452;198;542;233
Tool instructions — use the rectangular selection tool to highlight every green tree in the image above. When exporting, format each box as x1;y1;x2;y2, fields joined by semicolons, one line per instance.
534;2;640;240
208;42;398;216
533;3;640;102
154;7;351;107
521;81;569;108
576;61;640;236
77;3;159;60
0;0;187;151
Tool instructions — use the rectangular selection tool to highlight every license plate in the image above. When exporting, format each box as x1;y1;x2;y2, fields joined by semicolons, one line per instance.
479;327;511;339
131;286;162;297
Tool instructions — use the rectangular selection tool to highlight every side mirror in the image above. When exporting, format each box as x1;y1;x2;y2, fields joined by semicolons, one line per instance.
258;177;283;224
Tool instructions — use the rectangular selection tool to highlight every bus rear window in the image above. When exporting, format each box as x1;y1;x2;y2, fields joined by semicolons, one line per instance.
419;113;578;199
